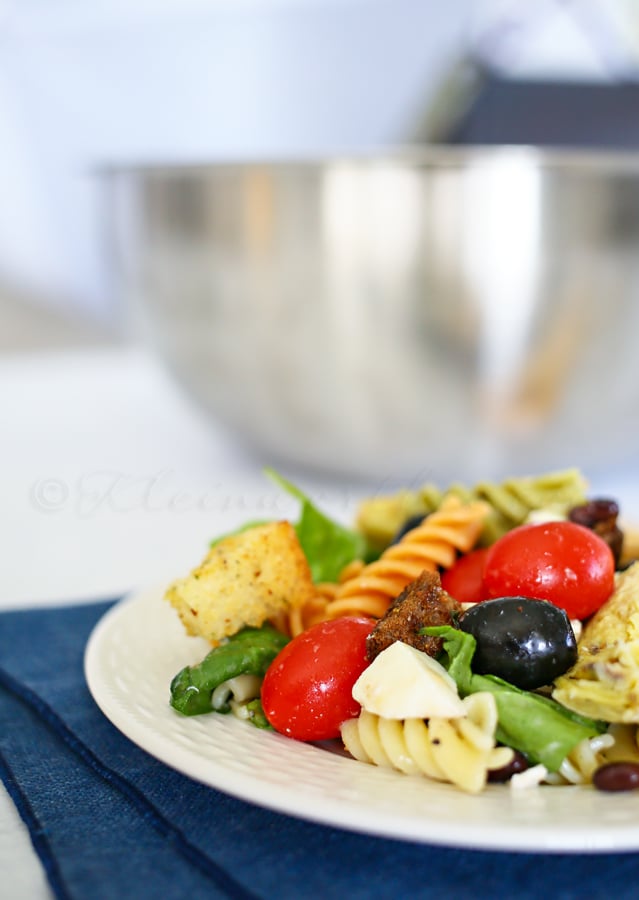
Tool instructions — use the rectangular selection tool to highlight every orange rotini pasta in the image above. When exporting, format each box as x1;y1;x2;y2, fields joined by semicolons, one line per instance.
269;596;330;639
271;559;367;637
321;496;490;620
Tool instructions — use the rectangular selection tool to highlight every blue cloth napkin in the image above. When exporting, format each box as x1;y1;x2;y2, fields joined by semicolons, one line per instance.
2;600;639;900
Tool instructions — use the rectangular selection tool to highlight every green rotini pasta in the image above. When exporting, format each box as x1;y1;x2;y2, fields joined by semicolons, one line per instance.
356;468;589;551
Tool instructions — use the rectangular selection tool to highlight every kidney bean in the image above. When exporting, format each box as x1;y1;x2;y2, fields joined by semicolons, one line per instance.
593;761;639;792
569;499;619;527
487;750;529;783
569;498;623;566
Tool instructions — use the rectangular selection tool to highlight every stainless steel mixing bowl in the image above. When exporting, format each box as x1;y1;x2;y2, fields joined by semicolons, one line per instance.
109;147;639;483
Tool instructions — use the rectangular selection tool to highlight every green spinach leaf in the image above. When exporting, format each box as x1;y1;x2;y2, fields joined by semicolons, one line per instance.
265;467;374;583
424;625;605;772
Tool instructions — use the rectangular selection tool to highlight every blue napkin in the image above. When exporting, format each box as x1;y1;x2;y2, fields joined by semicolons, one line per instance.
2;601;639;900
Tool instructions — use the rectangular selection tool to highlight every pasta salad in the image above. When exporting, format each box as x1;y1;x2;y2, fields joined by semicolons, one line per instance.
165;468;639;794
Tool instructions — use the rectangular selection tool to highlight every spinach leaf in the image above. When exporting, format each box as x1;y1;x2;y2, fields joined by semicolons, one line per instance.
424;625;605;772
242;698;274;730
170;625;288;716
265;467;374;583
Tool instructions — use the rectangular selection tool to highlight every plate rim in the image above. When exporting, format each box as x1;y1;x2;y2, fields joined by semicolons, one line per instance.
84;586;639;855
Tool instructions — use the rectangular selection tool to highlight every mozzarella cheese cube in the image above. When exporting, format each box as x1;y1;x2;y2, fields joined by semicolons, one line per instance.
352;641;466;720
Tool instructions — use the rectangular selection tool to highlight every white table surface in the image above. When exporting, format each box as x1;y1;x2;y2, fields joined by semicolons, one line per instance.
2;344;639;898
0;343;376;899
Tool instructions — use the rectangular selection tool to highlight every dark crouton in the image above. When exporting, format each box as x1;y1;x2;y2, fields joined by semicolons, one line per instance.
365;569;460;662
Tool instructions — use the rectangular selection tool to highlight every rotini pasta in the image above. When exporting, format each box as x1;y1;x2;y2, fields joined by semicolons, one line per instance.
513;726;639;787
271;559;366;637
167;466;639;798
593;723;639;767
322;496;489;620
356;468;588;550
211;674;263;715
542;732;616;785
340;692;513;794
269;595;331;639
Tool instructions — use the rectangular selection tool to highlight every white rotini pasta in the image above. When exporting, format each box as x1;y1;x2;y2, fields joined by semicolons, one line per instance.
608;723;639;763
514;726;639;788
340;692;513;794
211;674;263;717
543;733;616;785
541;724;639;786
323;496;489;620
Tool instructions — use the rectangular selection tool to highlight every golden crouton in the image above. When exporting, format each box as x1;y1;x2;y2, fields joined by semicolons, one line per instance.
552;562;639;723
165;520;315;644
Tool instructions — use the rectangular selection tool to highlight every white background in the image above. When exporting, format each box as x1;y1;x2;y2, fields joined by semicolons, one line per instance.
2;2;639;896
1;0;639;325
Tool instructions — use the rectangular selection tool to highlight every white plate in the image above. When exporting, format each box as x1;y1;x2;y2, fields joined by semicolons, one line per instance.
85;586;639;854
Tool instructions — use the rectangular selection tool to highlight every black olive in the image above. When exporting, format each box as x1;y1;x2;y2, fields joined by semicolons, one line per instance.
459;596;578;690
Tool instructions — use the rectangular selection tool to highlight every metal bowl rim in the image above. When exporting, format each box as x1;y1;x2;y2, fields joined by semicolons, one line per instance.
102;144;639;178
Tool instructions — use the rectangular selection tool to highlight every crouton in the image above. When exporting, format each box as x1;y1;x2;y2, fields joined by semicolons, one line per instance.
365;570;461;662
165;520;315;644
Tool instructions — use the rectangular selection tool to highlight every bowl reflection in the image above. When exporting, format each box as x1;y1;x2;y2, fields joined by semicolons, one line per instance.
110;147;639;483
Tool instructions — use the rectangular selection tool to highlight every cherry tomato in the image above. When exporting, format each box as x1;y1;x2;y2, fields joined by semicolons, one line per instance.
261;616;375;741
441;547;490;605
483;520;615;620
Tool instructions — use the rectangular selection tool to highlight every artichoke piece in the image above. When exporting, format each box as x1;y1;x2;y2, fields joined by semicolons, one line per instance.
552;562;639;723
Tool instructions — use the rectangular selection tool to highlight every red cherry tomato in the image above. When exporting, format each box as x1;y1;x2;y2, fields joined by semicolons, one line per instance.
441;547;490;605
483;520;615;620
261;616;375;741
